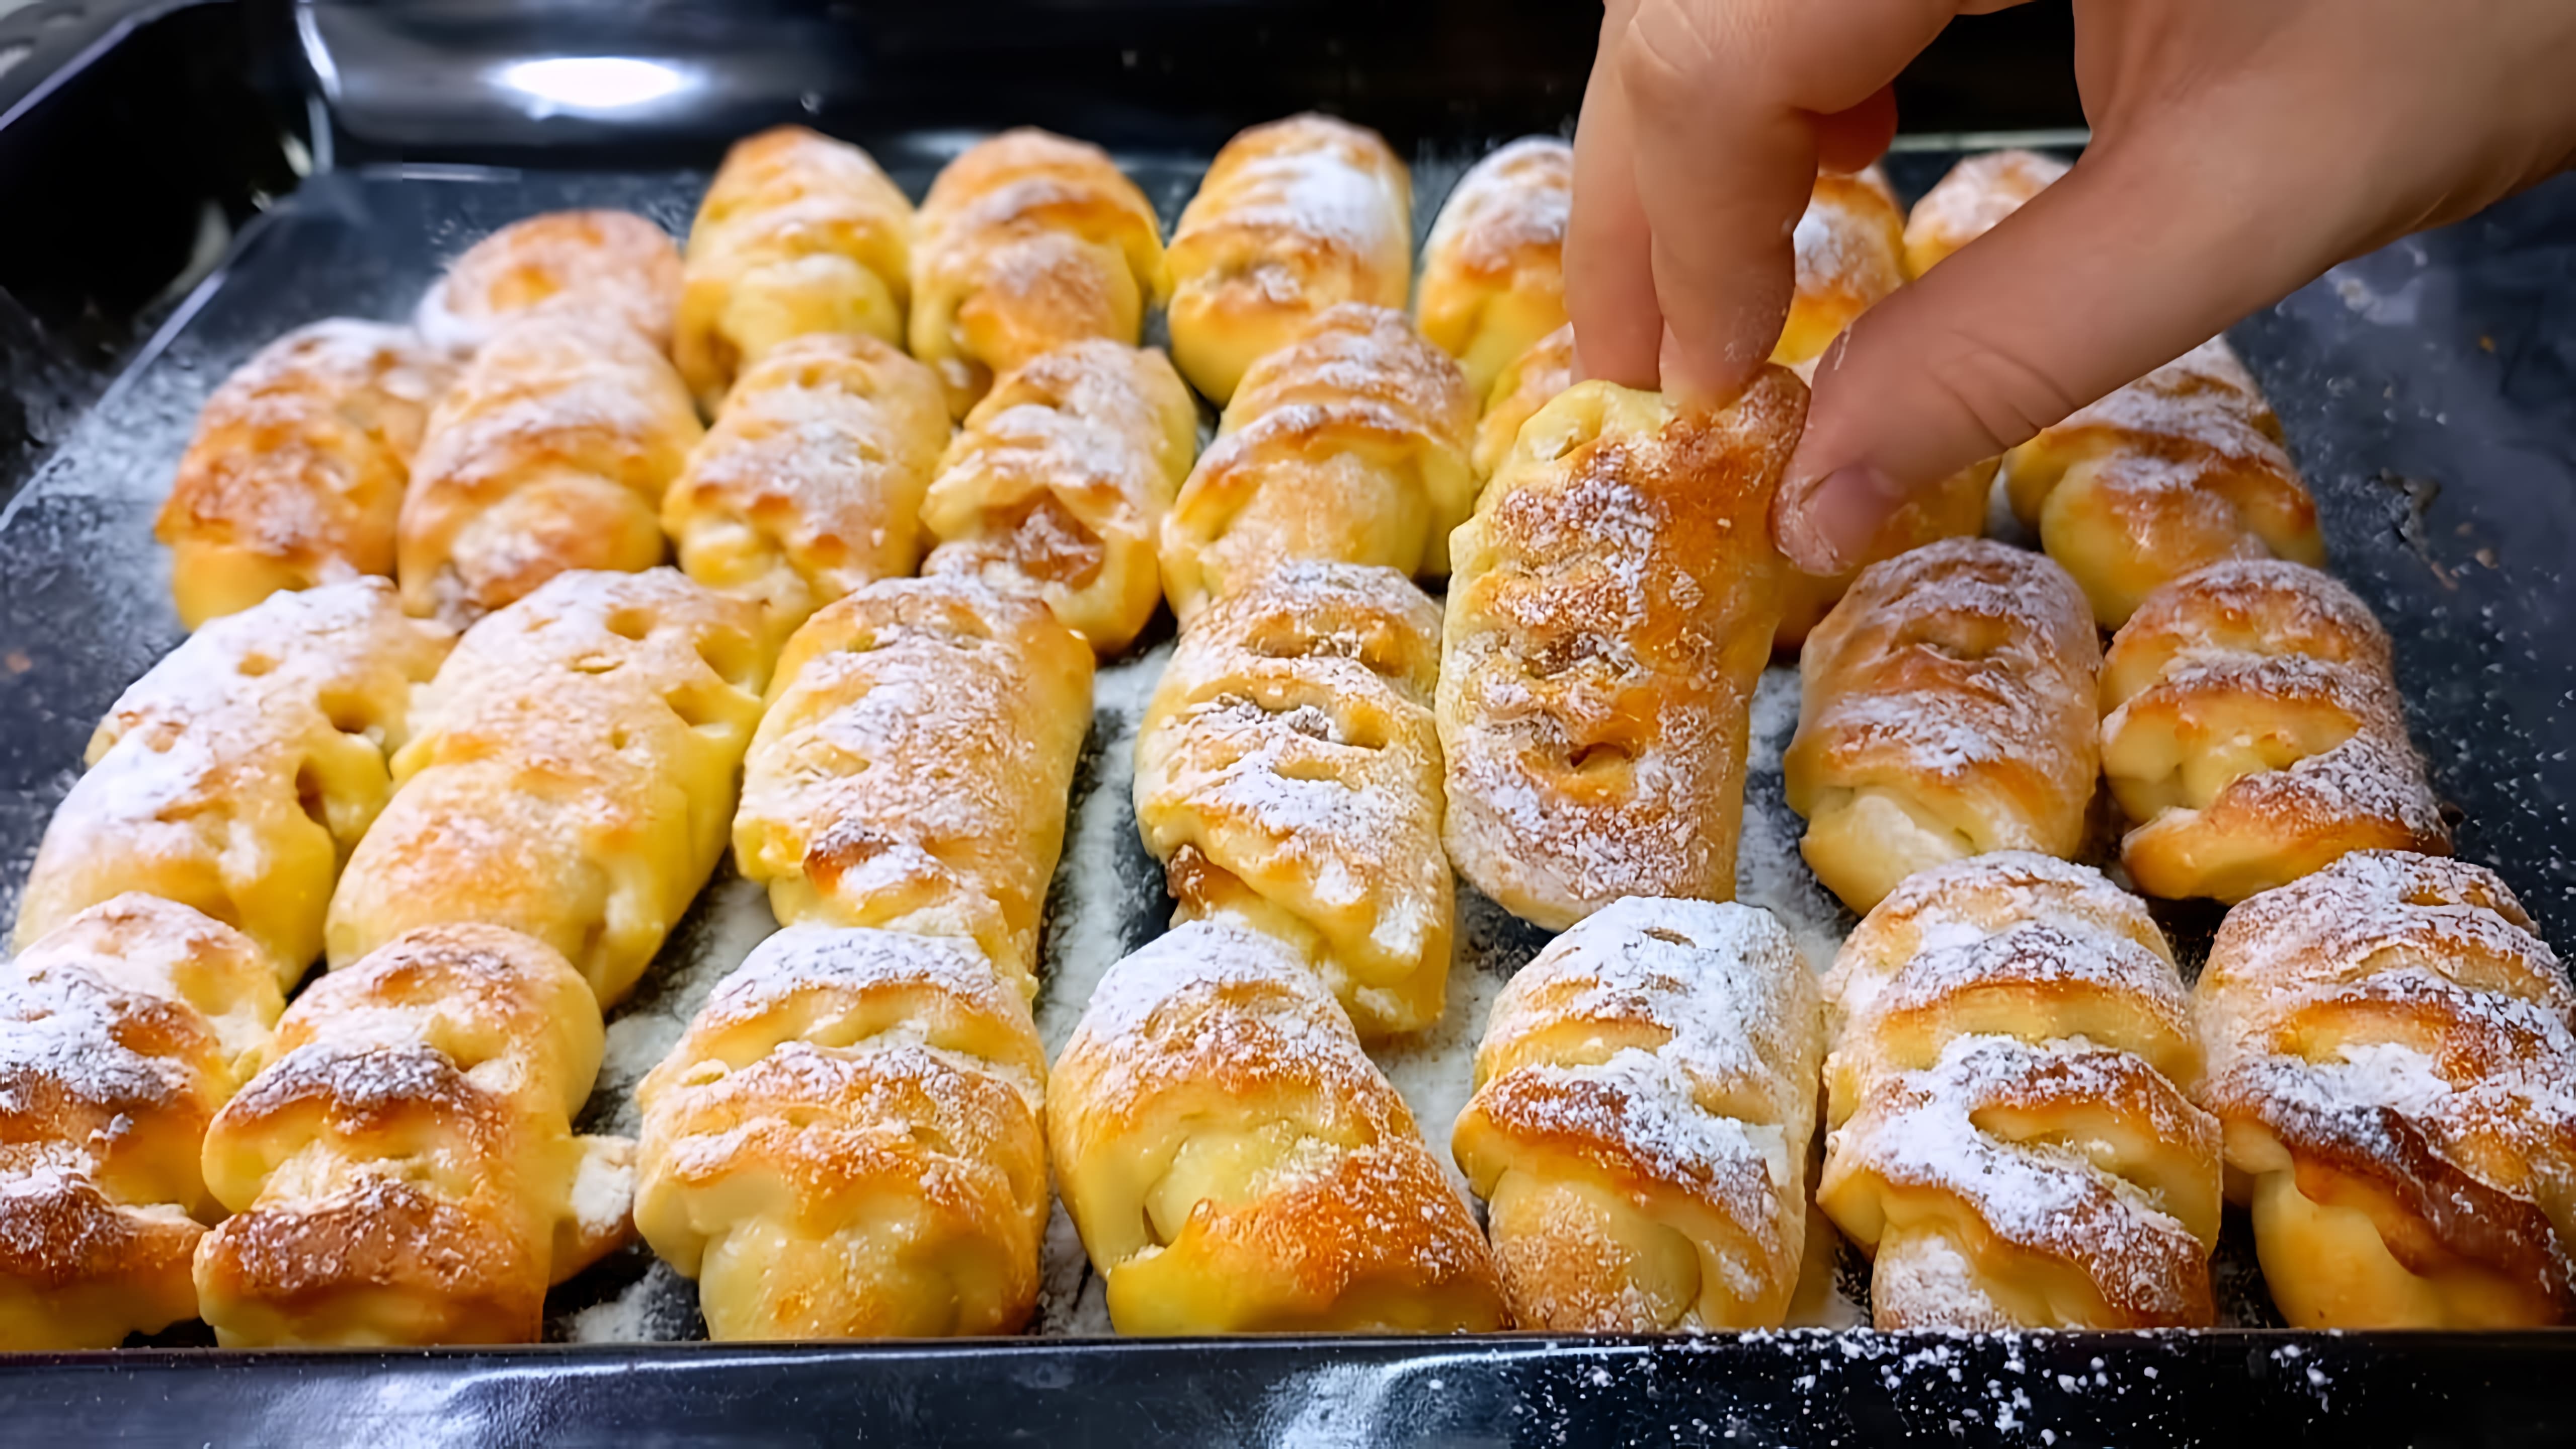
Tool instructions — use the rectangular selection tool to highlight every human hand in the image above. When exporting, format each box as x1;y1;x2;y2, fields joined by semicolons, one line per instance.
1567;0;2576;574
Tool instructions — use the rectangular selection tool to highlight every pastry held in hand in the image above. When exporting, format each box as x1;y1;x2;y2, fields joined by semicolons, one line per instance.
1452;899;1824;1331
155;320;455;629
1161;303;1474;622
414;209;683;357
14;579;451;988
734;577;1092;998
1165;113;1412;405
909;129;1167;418
636;926;1048;1339
921;339;1198;656
665;332;948;642
1785;539;2102;915
1133;562;1450;1037
2002;338;2324;626
1416;136;1572;403
2101;559;2447;903
1439;374;1803;931
675;126;915;412
1816;853;2221;1330
2194;852;2576;1327
398;313;703;627
327;570;771;1006
1902;148;2070;278
195;924;633;1346
1049;920;1508;1334
0;897;279;1349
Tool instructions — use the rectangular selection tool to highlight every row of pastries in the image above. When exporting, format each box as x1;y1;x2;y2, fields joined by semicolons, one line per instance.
0;110;2558;1351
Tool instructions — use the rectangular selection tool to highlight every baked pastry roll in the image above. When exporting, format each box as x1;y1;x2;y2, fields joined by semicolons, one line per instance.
414;209;683;358
1049;919;1508;1333
1901;148;2070;278
664;332;948;642
920;339;1198;656
1439;374;1804;931
195;924;633;1346
1784;538;2102;914
155;320;456;629
1165;113;1412;405
13;579;452;988
675;125;915;413
1451;898;1823;1331
1472;323;1573;481
0;896;279;1349
909;129;1168;418
1161;303;1474;622
734;577;1092;998
327;569;771;1005
2100;559;2447;904
1416;136;1573;403
1772;168;1907;369
635;925;1048;1339
1815;853;2222;1329
398;313;703;627
2195;852;2576;1327
1133;561;1450;1037
2001;337;2324;626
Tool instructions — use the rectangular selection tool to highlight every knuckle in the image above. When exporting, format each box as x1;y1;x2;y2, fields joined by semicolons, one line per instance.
1918;329;2083;454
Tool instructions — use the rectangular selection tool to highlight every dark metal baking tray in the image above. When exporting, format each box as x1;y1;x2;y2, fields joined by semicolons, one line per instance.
4;2;2576;1443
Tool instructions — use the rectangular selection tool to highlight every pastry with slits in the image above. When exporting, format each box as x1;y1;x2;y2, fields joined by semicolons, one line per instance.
195;924;632;1345
1786;538;2102;914
0;896;280;1349
1438;373;1803;931
1816;852;2222;1330
733;576;1092;999
1451;898;1824;1331
1133;561;1450;1037
2195;851;2576;1327
14;579;451;989
326;569;773;1005
1901;148;2071;278
2100;559;2448;903
1049;920;1508;1333
414;209;683;358
921;339;1198;656
635;925;1048;1339
1416;136;1572;404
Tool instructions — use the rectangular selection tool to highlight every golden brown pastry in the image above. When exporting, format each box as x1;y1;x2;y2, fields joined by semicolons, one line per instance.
414;209;683;357
635;925;1047;1339
1472;323;1573;481
664;332;949;642
13;579;452;988
734;577;1092;998
1815;853;2222;1329
1416;136;1573;403
0;896;279;1349
674;125;915;412
326;569;771;1005
155;320;456;629
2002;337;2324;625
1439;374;1805;931
1901;148;2071;278
1133;561;1450;1037
1772;168;1907;369
909;129;1167;418
920;339;1197;656
1160;303;1474;622
2100;559;2448;904
1049;919;1508;1334
1164;113;1412;405
397;313;704;627
195;924;633;1346
1784;538;2102;915
1451;898;1823;1331
2194;851;2576;1327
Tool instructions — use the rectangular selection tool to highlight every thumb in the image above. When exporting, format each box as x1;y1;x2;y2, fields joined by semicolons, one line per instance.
1770;120;2352;575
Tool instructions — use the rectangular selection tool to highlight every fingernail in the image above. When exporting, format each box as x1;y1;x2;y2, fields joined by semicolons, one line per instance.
1777;464;1903;576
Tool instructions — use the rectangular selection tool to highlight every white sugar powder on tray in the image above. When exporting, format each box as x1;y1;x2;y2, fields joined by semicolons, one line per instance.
589;868;779;1141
